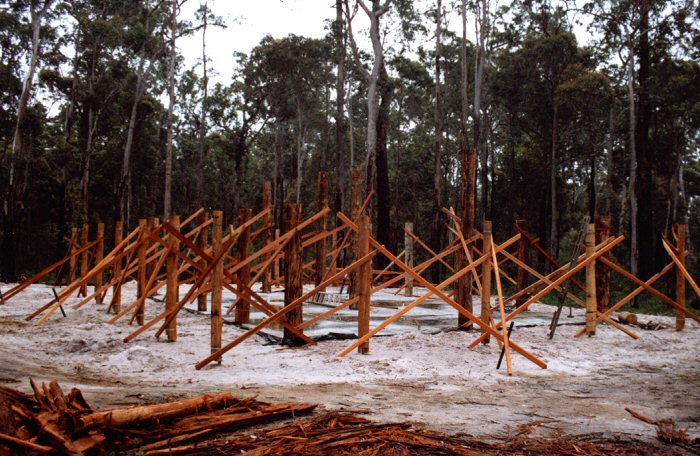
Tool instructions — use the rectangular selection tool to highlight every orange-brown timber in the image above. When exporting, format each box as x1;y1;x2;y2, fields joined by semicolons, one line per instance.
357;214;371;354
197;211;209;311
515;219;530;308
136;219;148;325
235;208;252;324
315;172;329;288
480;221;493;343
211;211;224;363
282;204;304;346
112;221;124;313
595;216;611;312
348;167;363;299
262;182;273;293
166;215;180;341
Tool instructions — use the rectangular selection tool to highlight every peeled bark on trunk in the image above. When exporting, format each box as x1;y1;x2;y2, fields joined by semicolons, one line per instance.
549;102;559;258
197;1;209;210
2;0;55;281
334;0;347;215
430;0;443;280
375;62;392;267
164;0;178;218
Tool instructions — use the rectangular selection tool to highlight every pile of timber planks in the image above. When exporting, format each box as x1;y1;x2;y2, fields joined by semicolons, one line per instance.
0;380;314;455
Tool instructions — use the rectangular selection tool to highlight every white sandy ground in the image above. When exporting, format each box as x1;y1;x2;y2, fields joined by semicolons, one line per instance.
0;281;698;444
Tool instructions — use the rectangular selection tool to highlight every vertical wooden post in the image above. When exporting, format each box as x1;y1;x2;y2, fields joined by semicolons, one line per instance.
95;223;105;303
79;223;89;297
235;208;252;324
273;228;281;284
282;204;304;346
315;171;329;288
262;182;273;293
166;215;180;341
585;223;597;336
480;221;493;344
595;216;611;313
147;217;159;283
69;227;78;284
357;214;371;354
112;221;123;314
515;219;530;308
404;222;414;297
330;230;338;283
211;210;223;363
197;211;209;311
348;167;363;299
676;224;686;331
136;219;148;326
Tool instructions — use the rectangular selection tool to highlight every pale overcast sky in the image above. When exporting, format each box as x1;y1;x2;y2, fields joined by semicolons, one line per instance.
179;1;339;84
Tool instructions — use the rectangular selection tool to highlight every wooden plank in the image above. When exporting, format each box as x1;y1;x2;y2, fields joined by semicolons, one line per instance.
211;211;223;362
166;215;180;341
467;236;625;348
195;249;377;370
334;212;548;368
585;223;597;336
480;221;493;343
282;204;304;346
491;241;512;375
404;222;414;297
358;214;371;354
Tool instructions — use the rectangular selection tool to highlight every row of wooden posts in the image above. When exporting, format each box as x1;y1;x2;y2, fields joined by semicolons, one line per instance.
1;170;698;375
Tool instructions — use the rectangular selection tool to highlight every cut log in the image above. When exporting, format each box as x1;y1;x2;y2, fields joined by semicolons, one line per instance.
80;392;235;429
617;311;638;325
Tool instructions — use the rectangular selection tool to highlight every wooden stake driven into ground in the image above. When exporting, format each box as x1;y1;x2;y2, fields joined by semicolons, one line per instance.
195;249;378;370
404;222;414;297
675;224;686;331
357;214;371;354
283;204;304;346
234;208;252;324
491;241;512;375
467;235;625;348
166;215;180;342
79;224;89;297
575;262;675;338
315;172;329;289
211;210;223;363
334;212;547;369
197;211;210;311
480;221;493;343
95;223;105;304
585;223;597;336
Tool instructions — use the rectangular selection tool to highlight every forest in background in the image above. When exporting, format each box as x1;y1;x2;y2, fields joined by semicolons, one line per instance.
0;0;699;303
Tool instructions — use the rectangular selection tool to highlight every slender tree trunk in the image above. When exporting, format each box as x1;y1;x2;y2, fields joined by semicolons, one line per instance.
334;0;347;215
605;106;614;217
164;0;178;218
549;102;559;258
296;100;305;204
474;0;487;226
197;0;209;209
635;0;654;280
375;62;392;265
431;0;443;259
627;38;639;286
2;0;54;281
589;147;596;219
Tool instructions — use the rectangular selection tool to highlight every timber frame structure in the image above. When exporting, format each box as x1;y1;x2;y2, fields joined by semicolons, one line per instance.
1;171;698;376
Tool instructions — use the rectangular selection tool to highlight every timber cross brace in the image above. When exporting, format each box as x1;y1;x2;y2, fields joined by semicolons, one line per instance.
4;187;698;376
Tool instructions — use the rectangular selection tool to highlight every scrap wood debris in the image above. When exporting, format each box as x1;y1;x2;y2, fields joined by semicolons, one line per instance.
0;380;697;456
149;412;697;456
0;379;315;455
626;408;691;445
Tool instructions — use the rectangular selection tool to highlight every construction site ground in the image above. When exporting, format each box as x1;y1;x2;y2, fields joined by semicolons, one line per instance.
0;282;698;447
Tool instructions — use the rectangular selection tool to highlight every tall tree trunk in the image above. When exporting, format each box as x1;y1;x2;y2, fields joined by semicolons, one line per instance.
334;0;347;215
197;0;209;210
430;0;443;281
164;0;178;218
295;100;305;204
549;102;559;258
375;62;392;266
635;0;654;280
605;106;614;217
2;0;55;281
589;147;596;219
474;0;487;226
627;36;639;285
